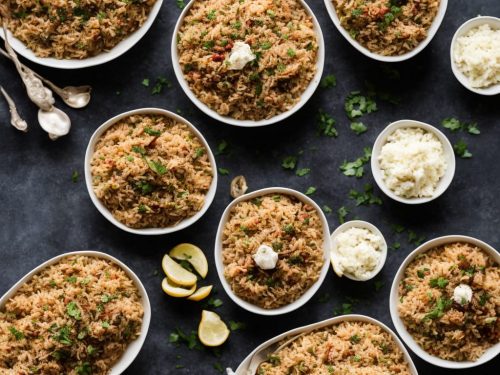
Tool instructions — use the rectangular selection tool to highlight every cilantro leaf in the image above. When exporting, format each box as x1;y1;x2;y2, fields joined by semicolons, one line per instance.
305;186;316;195
317;110;338;137
453;139;472;158
296;168;310;177
281;156;297;170
337;206;349;224
321;74;336;88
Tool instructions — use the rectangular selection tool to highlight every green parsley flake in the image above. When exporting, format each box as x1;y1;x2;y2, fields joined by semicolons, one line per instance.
339;147;371;178
344;91;377;119
337;206;348;224
305;186;316;195
296;168;310;177
320;74;336;88
317;110;338;137
454;139;472;158
350;122;367;135
281;155;297;170
218;167;229;175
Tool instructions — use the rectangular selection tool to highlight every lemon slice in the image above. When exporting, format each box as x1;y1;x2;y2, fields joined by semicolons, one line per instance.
161;277;196;298
162;254;197;286
187;285;213;301
169;243;208;279
198;310;230;347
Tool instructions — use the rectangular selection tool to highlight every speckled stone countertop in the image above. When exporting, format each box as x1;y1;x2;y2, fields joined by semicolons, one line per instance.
0;1;499;374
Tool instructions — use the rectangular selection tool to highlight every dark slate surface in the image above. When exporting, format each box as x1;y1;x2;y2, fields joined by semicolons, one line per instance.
0;1;499;374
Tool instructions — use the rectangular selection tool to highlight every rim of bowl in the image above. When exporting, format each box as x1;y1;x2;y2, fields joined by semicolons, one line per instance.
214;187;331;315
330;220;388;281
389;235;500;369
236;314;418;374
371;119;456;205
449;16;500;96
323;0;448;62
0;0;163;69
0;250;151;375
84;108;218;235
170;0;325;127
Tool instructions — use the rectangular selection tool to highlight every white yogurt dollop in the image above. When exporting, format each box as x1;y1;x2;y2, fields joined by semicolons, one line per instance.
252;244;278;270
453;284;473;305
227;41;256;70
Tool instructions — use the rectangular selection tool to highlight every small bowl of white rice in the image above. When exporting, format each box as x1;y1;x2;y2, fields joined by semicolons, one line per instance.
450;16;500;96
330;220;387;281
371;120;456;205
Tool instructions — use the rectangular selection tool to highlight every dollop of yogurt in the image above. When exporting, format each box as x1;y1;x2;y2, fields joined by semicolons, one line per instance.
252;244;278;270
453;284;473;305
227;41;256;70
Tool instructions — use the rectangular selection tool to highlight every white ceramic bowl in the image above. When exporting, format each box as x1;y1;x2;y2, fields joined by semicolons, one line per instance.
390;235;500;369
214;187;331;315
0;0;163;69
236;314;418;374
171;0;325;127
450;16;500;96
371;119;455;204
324;0;448;62
84;108;217;235
330;220;387;281
0;250;151;374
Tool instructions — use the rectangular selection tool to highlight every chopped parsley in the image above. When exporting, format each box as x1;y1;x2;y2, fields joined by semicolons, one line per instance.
283;224;295;235
132;145;147;156
52;325;72;345
75;362;91;375
145;158;167;175
429;277;449;289
350;121;367;135
176;0;186;9
71;170;79;183
305;186;316;195
454;139;472;158
296;168;310;177
169;328;202;350
206;298;223;308
135;181;153;195
144;127;161;136
9;326;24;340
207;10;216;20
339;147;371;178
194;147;205;159
390;242;401;250
424;297;452;321
317;110;338;137
141;78;150;87
66;302;82;320
101;321;110;329
322;205;333;214
441;117;480;135
260;41;272;50
337;206;349;224
215;140;229;155
344;91;377;119
349;184;382;206
281;156;297;170
320;74;336;88
287;48;296;57
218;167;229;175
151;76;172;95
350;334;361;344
479;292;490;306
229;321;246;331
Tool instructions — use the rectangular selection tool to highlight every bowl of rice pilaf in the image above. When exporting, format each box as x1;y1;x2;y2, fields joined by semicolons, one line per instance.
324;0;448;61
172;0;325;126
390;235;500;368
0;0;163;69
236;315;418;374
0;251;151;375
85;108;217;235
215;187;331;315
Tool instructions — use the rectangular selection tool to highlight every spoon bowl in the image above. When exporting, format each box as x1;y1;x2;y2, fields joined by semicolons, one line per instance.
38;106;71;139
60;85;92;108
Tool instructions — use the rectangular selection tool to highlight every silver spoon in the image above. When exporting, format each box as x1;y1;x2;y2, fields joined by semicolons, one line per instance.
242;332;306;374
0;85;28;132
38;106;71;140
0;47;91;109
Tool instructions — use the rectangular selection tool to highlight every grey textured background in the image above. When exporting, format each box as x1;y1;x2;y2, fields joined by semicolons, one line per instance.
0;0;499;374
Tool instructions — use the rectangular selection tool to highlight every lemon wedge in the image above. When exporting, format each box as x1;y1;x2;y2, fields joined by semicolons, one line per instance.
187;285;213;301
161;277;196;298
162;254;197;286
198;310;230;347
169;243;208;278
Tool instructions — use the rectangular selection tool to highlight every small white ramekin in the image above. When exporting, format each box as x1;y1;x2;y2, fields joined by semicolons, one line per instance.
371;119;455;204
330;220;387;281
214;187;331;315
390;235;500;369
450;16;500;96
84;108;217;235
323;0;448;62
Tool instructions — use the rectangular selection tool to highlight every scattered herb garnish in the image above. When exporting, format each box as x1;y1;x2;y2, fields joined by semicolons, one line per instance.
66;302;82;320
9;326;24;340
207;10;216;20
424;297;452;321
296;168;310;177
218;167;229;176
350;121;367;135
305;186;316;195
321;74;336;88
229;321;246;331
337;206;349;224
350;334;361;344
454;139;472;158
429;277;449;289
390;242;401;250
374;280;384;291
176;0;186;9
339;147;371;178
282;156;297;170
215;140;229;155
151;76;172;95
145;157;167;175
213;362;224;373
322;205;332;214
144;127;161;136
317;110;338;137
349;184;382;206
441;118;480;135
344;91;377;119
141;78;150;87
206;298;223;308
169;328;203;350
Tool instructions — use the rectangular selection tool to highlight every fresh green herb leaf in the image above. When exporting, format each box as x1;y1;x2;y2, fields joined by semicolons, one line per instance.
454;139;472;158
176;0;186;9
321;74;336;88
349;184;382;206
66;302;82;320
207;10;216;20
322;205;332;214
424;297;452;321
390;242;401;250
337;206;348;224
151;76;172;95
350;334;361;344
145;158;167;175
339;147;371;178
101;321;110;329
75;362;91;375
429;277;449;289
206;298;223;308
218;167;229;175
305;186;316;195
282;156;297;170
296;168;310;177
132;145;146;156
286;48;296;57
141;78;150;87
350;122;367;135
317;110;338;137
144;127;161;136
229;321;246;331
9;326;24;340
345;91;377;119
215;140;229;155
